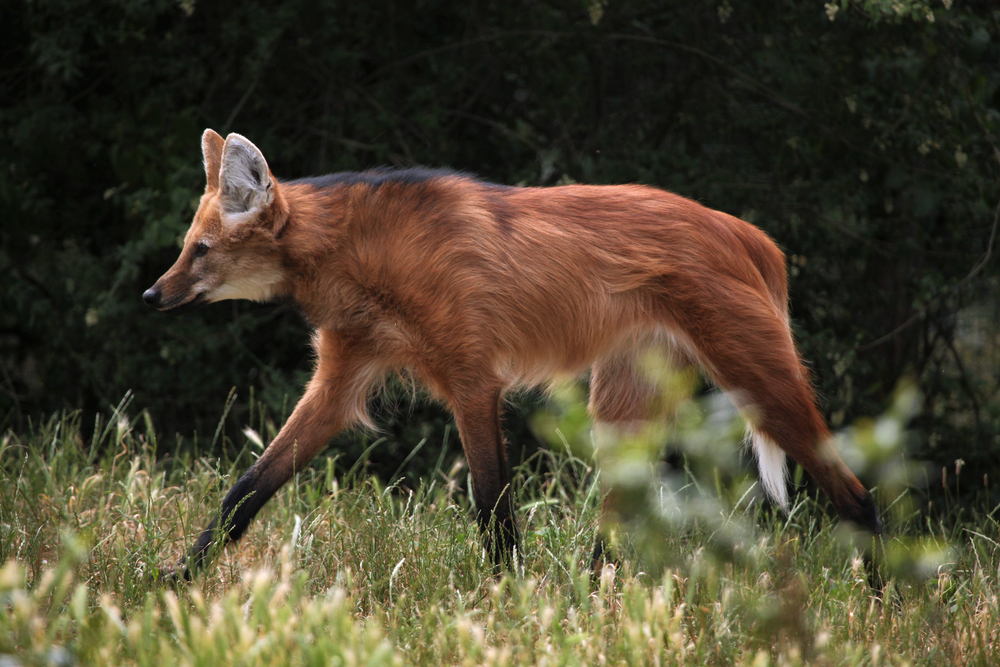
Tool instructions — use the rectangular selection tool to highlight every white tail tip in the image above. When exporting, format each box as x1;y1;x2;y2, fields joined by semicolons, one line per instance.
748;429;789;510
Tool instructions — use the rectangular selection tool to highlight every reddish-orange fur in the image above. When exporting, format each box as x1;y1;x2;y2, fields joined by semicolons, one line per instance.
145;130;881;578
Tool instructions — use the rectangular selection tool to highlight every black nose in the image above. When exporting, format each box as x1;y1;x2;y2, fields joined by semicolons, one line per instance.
142;287;160;307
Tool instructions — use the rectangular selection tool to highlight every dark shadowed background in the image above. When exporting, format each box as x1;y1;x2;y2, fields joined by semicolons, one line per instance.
1;0;998;500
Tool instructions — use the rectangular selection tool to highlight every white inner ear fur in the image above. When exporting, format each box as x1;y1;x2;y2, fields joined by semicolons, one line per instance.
218;134;274;216
220;209;260;228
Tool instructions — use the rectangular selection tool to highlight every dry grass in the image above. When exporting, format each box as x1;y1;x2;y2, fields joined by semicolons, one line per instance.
1;398;999;665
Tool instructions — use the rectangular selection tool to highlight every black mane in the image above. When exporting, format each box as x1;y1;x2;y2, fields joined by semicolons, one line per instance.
288;166;466;190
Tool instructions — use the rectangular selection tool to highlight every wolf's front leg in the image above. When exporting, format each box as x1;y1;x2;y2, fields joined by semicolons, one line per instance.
175;329;382;580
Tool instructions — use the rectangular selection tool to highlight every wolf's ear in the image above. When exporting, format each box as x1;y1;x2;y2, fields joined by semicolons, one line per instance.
202;129;225;192
218;133;274;215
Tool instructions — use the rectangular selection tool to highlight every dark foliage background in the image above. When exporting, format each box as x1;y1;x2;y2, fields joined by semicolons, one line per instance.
2;0;998;496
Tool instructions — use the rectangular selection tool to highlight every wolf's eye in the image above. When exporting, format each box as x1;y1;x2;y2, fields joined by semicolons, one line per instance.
194;241;210;258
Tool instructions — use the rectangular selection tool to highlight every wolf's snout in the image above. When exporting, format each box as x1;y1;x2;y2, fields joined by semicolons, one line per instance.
142;287;161;308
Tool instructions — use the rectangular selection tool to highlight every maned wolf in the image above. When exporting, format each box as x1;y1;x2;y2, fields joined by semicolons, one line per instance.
143;129;882;580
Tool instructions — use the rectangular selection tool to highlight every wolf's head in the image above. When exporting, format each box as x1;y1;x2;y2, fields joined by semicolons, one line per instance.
142;130;288;311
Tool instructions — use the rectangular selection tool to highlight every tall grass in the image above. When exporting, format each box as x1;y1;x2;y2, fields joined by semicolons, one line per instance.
1;398;999;665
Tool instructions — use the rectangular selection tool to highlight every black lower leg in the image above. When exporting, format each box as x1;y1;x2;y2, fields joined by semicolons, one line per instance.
475;491;520;570
835;489;884;593
839;489;883;536
590;529;623;583
590;534;612;572
863;539;885;595
176;464;279;580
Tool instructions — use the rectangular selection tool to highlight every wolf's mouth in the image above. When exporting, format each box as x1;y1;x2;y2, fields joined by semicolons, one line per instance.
158;291;207;314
